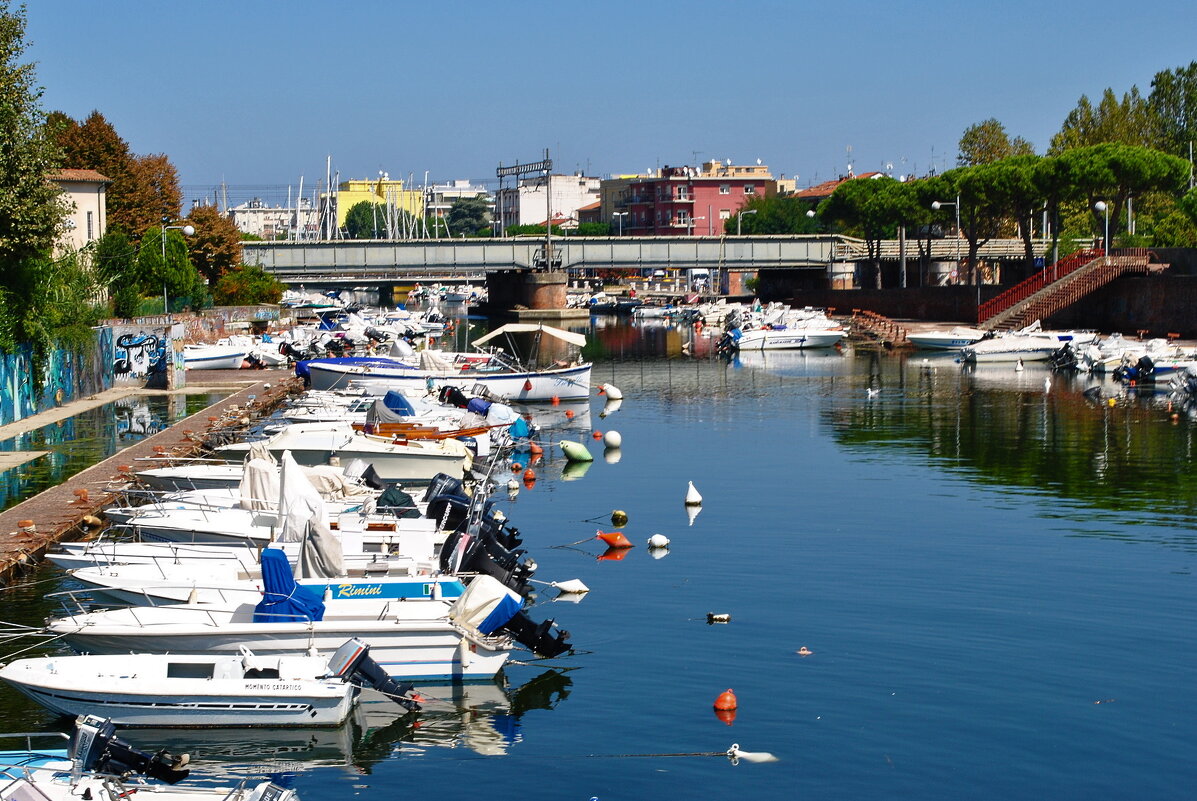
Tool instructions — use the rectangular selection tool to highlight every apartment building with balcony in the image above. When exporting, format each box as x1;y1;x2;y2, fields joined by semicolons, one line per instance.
621;160;776;236
495;173;600;232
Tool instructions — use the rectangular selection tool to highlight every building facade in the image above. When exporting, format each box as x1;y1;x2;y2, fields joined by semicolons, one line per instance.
425;180;491;221
495;174;600;232
622;161;776;236
228;197;319;240
51;169;109;254
331;177;424;228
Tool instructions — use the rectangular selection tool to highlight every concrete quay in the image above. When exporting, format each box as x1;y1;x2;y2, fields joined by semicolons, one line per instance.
0;371;299;585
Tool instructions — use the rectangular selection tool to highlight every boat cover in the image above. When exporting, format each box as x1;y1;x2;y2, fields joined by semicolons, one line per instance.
472;323;587;349
366;398;407;426
376;484;420;519
419;350;455;371
383;390;415;415
448;574;523;635
297;519;345;579
485;403;518;426
278;452;326;543
238;458;280;511
254;547;325;623
301;465;372;498
247;441;277;465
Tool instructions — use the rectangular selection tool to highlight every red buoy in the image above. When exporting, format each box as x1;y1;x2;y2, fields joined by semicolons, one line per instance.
595;530;633;548
551;395;560;405
511;462;523;473
714;707;737;726
565;409;575;419
523;469;536;481
523;379;533;392
523;475;536;489
592;430;603;440
714;689;738;711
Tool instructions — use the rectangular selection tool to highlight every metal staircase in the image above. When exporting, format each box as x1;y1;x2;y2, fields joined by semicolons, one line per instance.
979;248;1164;331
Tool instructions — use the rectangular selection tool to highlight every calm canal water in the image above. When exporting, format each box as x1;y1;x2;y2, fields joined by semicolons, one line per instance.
2;320;1196;800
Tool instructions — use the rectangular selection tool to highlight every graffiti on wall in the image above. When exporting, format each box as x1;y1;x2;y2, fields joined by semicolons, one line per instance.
0;328;115;427
113;332;163;377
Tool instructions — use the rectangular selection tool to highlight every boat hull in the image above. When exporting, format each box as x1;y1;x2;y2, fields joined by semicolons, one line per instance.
736;329;843;350
307;361;591;400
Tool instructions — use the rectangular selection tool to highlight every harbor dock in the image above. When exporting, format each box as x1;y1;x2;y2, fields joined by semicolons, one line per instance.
0;373;298;585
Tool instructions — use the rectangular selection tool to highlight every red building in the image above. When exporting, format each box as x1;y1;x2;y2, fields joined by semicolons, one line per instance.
622;161;775;236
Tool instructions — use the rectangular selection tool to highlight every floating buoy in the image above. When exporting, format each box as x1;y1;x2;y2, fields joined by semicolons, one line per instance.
523;469;536;482
560;440;593;462
603;430;622;448
529;443;544;457
592;430;603;440
523;475;536;489
506;478;519;491
647;533;670;548
1107;398;1116;407
597;383;623;400
565;409;575;419
714;689;738;711
611;510;628;527
597;546;630;561
707;612;730;624
551;395;560;405
511;462;523;473
685;481;703;506
1015;358;1025;372
595;529;633;548
552;579;589;594
797;646;814;656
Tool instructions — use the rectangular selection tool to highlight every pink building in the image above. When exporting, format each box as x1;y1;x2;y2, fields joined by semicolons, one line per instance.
622;161;775;236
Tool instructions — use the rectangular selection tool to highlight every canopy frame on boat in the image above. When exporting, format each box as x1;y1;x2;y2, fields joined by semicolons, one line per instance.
472;323;586;371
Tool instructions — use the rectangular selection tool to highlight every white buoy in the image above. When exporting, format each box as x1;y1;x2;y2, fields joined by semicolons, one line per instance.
647;533;670;548
597;383;624;400
552;579;589;594
602;430;622;448
1015;358;1025;372
686;504;702;527
727;744;779;764
685;481;703;506
506;478;519;491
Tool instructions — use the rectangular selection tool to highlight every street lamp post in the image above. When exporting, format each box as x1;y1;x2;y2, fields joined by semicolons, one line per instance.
931;195;971;303
686;215;705;237
612;211;627;236
737;208;757;236
1094;200;1110;255
160;217;196;315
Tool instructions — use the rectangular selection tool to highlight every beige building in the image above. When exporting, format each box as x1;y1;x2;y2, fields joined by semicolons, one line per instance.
52;169;109;254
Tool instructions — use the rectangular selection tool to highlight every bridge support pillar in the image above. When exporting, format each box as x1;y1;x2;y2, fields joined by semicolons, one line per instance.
485;270;587;320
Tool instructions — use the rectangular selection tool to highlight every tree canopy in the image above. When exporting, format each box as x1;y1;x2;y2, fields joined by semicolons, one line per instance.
957;119;1034;166
1050;87;1160;153
446;196;491;236
212;264;285;306
1149;61;1197;159
733;194;820;235
343;200;386;238
184;204;243;282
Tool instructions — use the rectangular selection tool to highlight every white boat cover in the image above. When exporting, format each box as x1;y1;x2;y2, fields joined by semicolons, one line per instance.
300;465;372;498
389;339;415;358
277;452;327;543
448;575;523;635
419;350;455;370
238;459;280;511
247;441;277;465
472;323;586;349
485;403;518;426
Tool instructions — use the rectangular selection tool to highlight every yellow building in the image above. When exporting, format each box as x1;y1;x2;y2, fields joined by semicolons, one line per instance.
332;177;424;227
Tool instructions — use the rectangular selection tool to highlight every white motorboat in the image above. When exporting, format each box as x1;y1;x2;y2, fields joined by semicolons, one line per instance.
0;640;420;728
44;569;553;681
182;344;247;370
214;423;472;482
734;326;844;350
303;323;591;400
960;324;1098;364
906;326;989;350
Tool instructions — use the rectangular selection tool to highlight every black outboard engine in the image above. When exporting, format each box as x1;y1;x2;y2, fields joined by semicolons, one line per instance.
326;639;421;712
500;612;571;658
70;715;191;784
440;528;536;596
422;473;464;501
716;331;739;357
1114;355;1155;383
1048;344;1077;371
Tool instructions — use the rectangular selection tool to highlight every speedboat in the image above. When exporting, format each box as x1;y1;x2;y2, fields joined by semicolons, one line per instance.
960;324;1098;364
0;639;419;728
734;326;844;350
907;326;989;350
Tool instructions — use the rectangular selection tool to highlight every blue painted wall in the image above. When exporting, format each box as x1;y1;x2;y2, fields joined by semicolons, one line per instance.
0;327;115;426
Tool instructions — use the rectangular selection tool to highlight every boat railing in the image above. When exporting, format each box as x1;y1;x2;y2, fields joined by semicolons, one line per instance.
46;589;233;628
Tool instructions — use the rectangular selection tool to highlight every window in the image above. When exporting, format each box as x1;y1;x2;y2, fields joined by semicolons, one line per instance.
719;184;730;194
86;211;94;240
744;185;756;195
719;209;732;220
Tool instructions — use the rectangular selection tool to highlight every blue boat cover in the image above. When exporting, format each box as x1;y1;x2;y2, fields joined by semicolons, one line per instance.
253;548;326;623
477;592;523;634
383;390;415;415
295;356;408;380
509;417;530;439
466;397;492;416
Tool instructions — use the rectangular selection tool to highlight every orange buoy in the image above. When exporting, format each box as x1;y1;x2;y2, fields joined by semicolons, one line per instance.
714;707;737;726
529;443;544;457
551;395;560;405
523;469;536;481
595;530;633;548
523;476;536;489
565;409;575;419
592;430;603;440
523;379;533;392
714;689;738;711
511;462;523;473
597;386;606;395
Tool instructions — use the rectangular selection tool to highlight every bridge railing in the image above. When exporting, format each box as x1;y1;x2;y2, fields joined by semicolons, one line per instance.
977;249;1102;324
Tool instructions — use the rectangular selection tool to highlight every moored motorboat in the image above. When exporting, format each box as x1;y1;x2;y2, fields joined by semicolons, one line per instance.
182;344;247;370
907;326;989;350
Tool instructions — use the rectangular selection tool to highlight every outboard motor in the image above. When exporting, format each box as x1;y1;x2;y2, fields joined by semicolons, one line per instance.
500;612;571;658
325;638;421;712
716;330;739;357
1048;344;1077;371
70;715;191;784
439;528;535;596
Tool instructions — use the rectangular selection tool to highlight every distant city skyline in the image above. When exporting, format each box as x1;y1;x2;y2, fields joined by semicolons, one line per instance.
26;0;1197;209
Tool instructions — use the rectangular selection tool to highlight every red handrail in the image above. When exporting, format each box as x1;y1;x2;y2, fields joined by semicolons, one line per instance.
977;249;1102;323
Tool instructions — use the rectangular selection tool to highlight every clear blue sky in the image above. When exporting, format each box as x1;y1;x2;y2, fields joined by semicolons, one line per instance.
25;0;1197;207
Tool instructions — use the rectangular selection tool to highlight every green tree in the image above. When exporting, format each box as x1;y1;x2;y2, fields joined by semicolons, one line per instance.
343;200;385;239
184;204;243;282
1180;187;1197;225
1148;61;1197;158
505;223;564;237
212;264;285;306
1050;87;1159;153
734;194;820;235
958;119;1034;166
818;176;904;288
1057;143;1189;241
575;222;611;236
137;226;204;313
447;196;491;235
